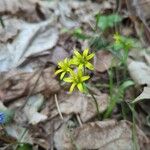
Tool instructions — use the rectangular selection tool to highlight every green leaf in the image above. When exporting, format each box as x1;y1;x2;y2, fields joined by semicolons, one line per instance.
63;77;73;83
89;36;108;51
120;80;135;91
97;13;122;31
117;80;135;102
85;62;94;70
69;83;76;93
98;15;109;31
77;83;84;92
0;16;5;28
60;72;66;80
81;76;90;82
73;28;90;40
16;143;32;150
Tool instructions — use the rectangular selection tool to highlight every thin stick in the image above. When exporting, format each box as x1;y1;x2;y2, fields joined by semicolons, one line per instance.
20;66;45;109
76;114;83;127
54;94;63;120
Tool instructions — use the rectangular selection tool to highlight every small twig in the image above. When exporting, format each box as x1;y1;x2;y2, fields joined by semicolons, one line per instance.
54;94;63;120
20;66;45;109
76;114;83;127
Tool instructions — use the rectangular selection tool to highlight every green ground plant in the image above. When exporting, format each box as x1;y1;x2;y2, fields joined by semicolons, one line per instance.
95;13;122;31
55;48;94;93
55;48;101;119
63;11;140;149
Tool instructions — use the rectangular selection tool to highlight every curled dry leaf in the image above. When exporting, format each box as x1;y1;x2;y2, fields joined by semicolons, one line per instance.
0;19;19;43
128;61;150;86
0;18;58;71
5;124;33;144
0;0;40;20
51;91;108;122
133;86;150;103
94;50;116;72
58;1;79;28
126;0;150;26
24;94;47;125
54;120;149;150
0;67;60;102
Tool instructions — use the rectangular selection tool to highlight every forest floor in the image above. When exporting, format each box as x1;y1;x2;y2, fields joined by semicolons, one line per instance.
0;0;150;150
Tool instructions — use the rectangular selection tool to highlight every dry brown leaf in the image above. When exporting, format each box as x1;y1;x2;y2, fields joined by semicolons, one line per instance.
128;61;150;86
6;124;33;144
133;86;150;103
51;46;69;65
51;91;108;122
0;67;60;102
24;94;47;124
126;0;150;26
0;18;58;71
0;19;19;43
0;0;40;20
54;120;149;150
94;50;115;72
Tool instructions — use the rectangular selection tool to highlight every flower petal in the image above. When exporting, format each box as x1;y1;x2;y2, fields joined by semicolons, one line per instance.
81;76;90;81
71;57;79;65
58;61;63;67
83;48;89;57
63;77;73;83
78;64;84;70
60;72;66;80
74;50;82;59
55;69;63;75
69;83;76;93
85;62;94;70
77;83;84;92
78;68;83;78
86;53;95;60
64;58;68;64
67;68;73;73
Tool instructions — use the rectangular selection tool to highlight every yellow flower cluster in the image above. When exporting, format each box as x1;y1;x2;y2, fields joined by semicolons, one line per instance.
55;48;94;93
113;33;133;51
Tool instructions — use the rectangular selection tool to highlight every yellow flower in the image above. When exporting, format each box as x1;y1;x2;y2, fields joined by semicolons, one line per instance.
63;69;90;93
71;48;94;70
113;32;121;44
113;33;133;51
55;58;72;80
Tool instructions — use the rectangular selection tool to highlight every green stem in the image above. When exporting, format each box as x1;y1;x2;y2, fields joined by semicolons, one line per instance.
121;102;127;119
85;85;101;120
96;83;110;88
128;103;140;150
90;92;101;120
104;67;114;118
83;64;101;120
103;97;116;118
0;16;5;28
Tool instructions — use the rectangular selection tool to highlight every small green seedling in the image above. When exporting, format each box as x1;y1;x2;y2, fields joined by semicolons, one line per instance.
72;28;91;40
61;28;90;40
112;32;134;65
16;143;32;150
96;13;122;31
